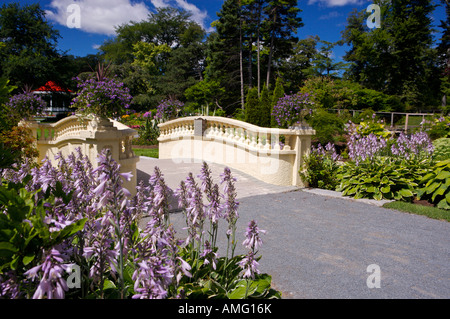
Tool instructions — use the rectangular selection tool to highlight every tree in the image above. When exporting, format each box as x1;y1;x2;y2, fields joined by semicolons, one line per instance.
271;77;284;126
263;0;303;89
0;3;62;89
100;7;206;110
259;84;272;127
342;0;440;110
244;87;261;125
438;0;450;111
184;80;225;114
205;0;243;114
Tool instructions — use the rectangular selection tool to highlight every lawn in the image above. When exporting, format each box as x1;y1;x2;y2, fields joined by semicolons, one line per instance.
132;147;159;158
383;201;450;222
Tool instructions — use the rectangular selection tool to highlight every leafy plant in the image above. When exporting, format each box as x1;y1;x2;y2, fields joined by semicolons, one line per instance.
336;157;430;201
417;159;450;210
300;142;341;190
0;150;281;299
271;92;314;128
432;138;450;161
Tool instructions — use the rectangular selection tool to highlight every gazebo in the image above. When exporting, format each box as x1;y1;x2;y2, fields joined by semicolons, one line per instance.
33;81;75;119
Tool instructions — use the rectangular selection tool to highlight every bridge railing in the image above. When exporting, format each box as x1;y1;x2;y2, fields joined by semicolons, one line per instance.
21;115;139;194
158;116;315;187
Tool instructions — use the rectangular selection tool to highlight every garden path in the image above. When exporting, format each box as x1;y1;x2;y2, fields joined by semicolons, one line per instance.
136;156;450;299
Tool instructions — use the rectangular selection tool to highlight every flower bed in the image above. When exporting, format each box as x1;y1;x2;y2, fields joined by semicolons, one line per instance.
0;149;280;299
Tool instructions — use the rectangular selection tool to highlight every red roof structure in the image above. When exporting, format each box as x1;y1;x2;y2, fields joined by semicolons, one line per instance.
34;81;73;93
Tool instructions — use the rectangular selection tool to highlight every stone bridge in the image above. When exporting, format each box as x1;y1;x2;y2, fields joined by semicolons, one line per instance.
158;116;315;187
23;115;140;193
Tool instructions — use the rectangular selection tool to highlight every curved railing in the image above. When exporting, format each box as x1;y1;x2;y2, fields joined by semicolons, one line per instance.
21;116;139;194
158;116;315;187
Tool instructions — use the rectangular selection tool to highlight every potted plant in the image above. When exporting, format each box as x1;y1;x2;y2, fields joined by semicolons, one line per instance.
271;92;314;129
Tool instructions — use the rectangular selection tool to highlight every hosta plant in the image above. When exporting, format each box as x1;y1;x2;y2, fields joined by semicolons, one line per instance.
0;150;281;299
416;159;450;210
336;157;431;201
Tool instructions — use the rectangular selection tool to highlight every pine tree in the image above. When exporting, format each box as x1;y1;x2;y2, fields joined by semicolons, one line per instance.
259;84;272;127
244;87;260;125
271;77;284;127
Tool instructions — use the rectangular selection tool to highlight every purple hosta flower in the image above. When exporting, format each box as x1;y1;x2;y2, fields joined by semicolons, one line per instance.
391;132;433;160
0;271;21;299
148;167;171;225
132;258;172;299
220;167;239;225
143;111;152;118
243;220;266;252
200;241;218;270
198;162;222;225
25;246;72;299
182;173;206;245
239;251;260;279
312;142;342;162
347;133;387;165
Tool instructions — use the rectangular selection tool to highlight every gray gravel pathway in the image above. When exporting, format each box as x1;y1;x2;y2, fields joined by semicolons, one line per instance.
137;157;450;299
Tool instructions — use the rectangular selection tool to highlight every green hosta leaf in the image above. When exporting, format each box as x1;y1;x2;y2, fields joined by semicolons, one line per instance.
432;185;448;202
366;186;376;193
436;171;450;180
398;188;414;198
373;192;383;201
381;186;391;194
425;182;441;194
437;198;450;210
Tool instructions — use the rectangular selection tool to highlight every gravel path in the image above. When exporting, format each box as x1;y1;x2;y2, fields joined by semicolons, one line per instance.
137;157;450;299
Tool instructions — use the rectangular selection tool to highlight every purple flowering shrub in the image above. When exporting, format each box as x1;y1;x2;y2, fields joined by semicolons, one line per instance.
271;92;314;128
71;77;132;119
155;98;184;122
6;93;47;120
0;150;280;299
300;143;342;190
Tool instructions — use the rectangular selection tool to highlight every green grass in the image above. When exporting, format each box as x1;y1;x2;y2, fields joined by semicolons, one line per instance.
383;201;450;222
133;147;159;158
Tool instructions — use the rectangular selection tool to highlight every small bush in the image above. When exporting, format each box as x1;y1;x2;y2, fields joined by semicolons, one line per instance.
300;143;341;190
417;159;450;210
432;138;450;161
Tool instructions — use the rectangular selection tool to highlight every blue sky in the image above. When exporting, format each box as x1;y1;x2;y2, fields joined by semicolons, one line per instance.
3;0;447;62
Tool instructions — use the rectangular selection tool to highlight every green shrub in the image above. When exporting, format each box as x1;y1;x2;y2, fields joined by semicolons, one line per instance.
307;109;345;146
432;138;450;161
417;159;450;210
300;143;341;190
336;157;431;201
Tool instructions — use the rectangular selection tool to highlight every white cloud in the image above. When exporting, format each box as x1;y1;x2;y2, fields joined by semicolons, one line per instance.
46;0;151;36
46;0;213;35
308;0;367;6
318;11;342;20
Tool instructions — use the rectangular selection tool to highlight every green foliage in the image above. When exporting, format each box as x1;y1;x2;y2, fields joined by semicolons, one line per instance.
175;247;280;299
417;159;450;210
427;116;450;140
300;151;340;190
307;109;345;146
0;180;86;279
336;157;431;201
432;138;450;161
259;85;271;127
244;87;260;125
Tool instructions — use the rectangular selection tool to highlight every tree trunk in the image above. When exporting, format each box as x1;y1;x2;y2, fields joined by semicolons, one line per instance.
239;1;245;110
257;2;262;97
266;11;277;90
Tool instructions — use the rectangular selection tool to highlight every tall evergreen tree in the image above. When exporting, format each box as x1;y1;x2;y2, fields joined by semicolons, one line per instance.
263;0;303;89
205;0;243;114
342;0;439;110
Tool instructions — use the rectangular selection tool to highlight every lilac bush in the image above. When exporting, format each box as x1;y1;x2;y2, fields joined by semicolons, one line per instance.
271;92;314;128
71;77;132;119
0;149;280;299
